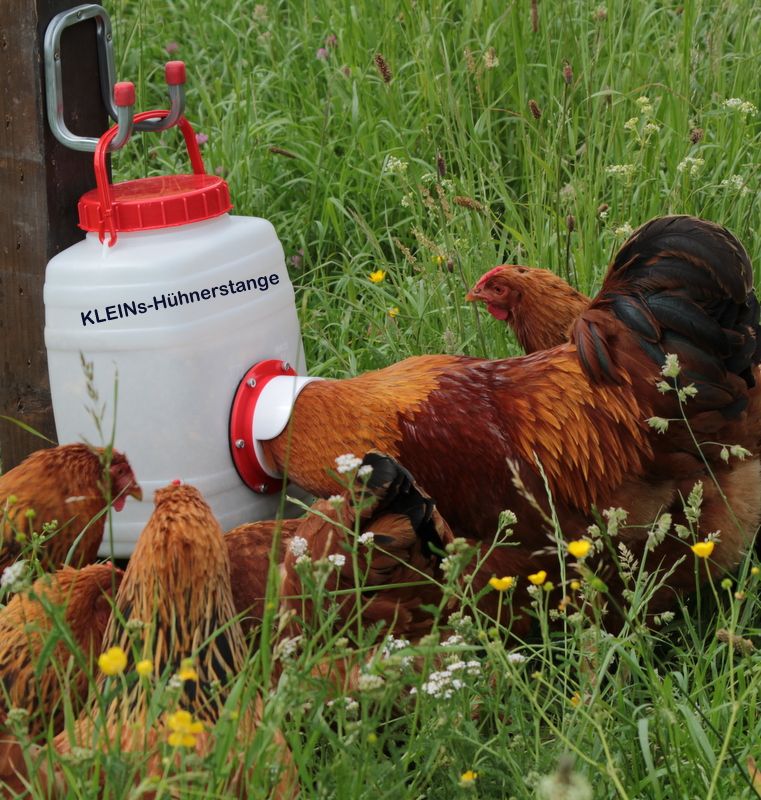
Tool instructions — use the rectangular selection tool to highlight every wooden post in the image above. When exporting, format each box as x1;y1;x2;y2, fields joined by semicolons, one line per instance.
0;0;109;469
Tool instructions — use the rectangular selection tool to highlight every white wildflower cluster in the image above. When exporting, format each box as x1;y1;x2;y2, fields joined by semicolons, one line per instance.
358;530;375;546
636;95;654;115
327;553;346;568
5;707;30;726
383;155;409;175
276;635;303;661
328;494;345;505
497;509;518;535
357;672;385;692
719;175;751;195
441;634;465;647
723;98;758;116
614;222;634;238
420;173;455;192
411;659;481;699
380;635;413;668
448;612;476;639
676;156;705;177
326;696;359;717
288;536;310;565
0;561;27;592
335;453;362;474
624;114;660;140
507;651;528;665
381;635;411;658
606;164;637;182
357;464;373;480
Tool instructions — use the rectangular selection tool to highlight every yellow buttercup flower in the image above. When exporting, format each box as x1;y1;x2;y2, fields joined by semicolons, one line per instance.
388;306;400;318
567;539;591;559
528;570;547;586
459;770;478;787
136;659;153;678
751;566;760;576
489;576;515;592
369;269;386;284
570;580;582;591
691;541;715;559
167;709;204;748
177;658;198;682
98;646;127;676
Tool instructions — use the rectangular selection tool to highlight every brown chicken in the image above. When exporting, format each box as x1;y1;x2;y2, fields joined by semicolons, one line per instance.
225;517;301;636
0;444;142;570
258;216;761;630
0;483;295;798
279;452;454;643
468;259;761;561
466;263;590;352
0;563;121;737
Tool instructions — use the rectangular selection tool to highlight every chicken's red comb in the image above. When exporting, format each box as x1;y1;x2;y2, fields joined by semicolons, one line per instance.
171;479;183;485
474;264;510;289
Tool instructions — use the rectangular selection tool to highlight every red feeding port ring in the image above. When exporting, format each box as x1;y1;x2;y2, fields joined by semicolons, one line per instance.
229;359;297;493
78;110;231;246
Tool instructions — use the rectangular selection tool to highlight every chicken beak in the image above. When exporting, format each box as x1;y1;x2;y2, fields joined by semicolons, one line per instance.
465;286;481;302
129;483;143;502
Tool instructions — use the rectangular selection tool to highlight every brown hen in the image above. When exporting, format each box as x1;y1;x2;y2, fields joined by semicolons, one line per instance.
0;444;142;570
259;216;761;629
0;483;296;798
466;263;590;352
279;452;454;643
225;518;301;636
0;563;120;737
468;259;761;563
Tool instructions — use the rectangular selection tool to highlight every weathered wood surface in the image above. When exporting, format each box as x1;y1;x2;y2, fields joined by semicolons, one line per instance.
0;0;109;469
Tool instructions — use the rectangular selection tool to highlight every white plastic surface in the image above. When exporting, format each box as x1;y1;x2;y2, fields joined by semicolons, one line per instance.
252;375;323;477
44;214;306;556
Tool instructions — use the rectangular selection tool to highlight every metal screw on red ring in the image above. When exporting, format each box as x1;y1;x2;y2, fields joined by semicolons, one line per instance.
229;360;297;493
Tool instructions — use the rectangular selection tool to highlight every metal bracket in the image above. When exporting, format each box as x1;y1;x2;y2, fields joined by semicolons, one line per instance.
44;4;186;152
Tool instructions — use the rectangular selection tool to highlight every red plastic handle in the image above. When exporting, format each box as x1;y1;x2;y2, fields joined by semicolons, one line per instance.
113;81;135;107
94;110;206;246
165;61;187;85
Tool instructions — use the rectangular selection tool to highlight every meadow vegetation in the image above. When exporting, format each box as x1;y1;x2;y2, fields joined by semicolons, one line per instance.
4;0;761;797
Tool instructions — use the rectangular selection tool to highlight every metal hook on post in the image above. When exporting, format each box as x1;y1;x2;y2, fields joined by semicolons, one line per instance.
43;4;187;152
134;61;187;133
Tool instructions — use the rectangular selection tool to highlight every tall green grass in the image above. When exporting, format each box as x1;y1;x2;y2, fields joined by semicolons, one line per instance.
107;0;759;372
5;1;759;797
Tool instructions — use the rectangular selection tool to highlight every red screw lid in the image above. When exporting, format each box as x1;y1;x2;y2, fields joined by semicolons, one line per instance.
79;110;231;245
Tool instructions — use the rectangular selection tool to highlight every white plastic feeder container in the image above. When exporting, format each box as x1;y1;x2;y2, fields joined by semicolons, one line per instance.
44;113;306;556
